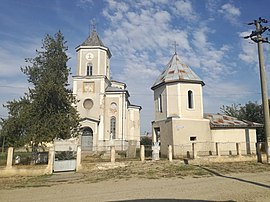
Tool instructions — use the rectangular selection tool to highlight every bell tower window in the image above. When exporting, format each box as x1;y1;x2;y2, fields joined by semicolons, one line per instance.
86;63;92;76
188;90;194;109
158;94;163;112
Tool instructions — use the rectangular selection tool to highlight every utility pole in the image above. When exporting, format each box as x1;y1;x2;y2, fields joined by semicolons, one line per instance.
244;17;270;163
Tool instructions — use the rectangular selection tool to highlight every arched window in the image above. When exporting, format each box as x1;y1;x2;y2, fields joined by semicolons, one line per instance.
86;63;93;76
158;94;163;112
188;90;194;109
110;116;116;139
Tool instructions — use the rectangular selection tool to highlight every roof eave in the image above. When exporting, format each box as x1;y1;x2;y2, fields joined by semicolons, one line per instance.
151;79;205;90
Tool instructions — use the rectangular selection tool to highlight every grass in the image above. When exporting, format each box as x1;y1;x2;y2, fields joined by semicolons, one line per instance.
0;160;269;190
0;153;7;166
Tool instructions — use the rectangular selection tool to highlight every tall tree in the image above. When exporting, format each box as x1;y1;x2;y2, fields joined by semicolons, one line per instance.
2;31;80;148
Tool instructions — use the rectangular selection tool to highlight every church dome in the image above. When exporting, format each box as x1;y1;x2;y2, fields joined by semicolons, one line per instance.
151;53;204;90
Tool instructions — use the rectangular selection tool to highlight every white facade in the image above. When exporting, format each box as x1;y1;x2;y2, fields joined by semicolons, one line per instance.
73;30;141;151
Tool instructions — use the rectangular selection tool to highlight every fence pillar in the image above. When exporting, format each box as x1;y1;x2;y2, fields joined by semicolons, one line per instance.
6;147;14;168
256;143;262;163
216;142;221;157
192;143;197;159
236;143;242;156
168;145;173;162
76;146;82;171
46;147;54;174
140;145;145;162
111;146;115;163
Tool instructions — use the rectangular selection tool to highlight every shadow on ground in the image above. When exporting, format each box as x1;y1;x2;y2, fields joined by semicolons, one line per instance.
198;166;270;189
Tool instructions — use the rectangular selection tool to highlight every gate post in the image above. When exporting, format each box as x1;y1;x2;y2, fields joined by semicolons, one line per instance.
140;145;145;162
6;147;14;168
46;147;54;174
236;143;242;156
111;146;115;163
192;143;197;159
76;145;82;171
216;142;221;157
168;145;173;162
256;142;262;163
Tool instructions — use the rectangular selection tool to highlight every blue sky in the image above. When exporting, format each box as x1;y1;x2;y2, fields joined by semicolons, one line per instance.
1;0;270;133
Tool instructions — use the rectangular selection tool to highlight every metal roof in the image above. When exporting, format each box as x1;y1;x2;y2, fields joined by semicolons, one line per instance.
204;113;263;129
81;30;105;47
152;53;204;89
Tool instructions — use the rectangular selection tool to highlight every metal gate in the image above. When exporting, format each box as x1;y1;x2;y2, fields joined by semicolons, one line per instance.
53;139;77;172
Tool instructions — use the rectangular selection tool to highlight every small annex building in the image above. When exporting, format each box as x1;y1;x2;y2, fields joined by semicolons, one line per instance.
151;52;262;158
73;29;141;151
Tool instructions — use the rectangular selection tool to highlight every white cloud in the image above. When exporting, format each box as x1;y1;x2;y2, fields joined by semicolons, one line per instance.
172;0;198;21
218;3;241;24
238;31;258;64
99;0;243;131
76;0;94;9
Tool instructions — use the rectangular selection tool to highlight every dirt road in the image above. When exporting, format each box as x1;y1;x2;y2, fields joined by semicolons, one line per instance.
1;171;269;202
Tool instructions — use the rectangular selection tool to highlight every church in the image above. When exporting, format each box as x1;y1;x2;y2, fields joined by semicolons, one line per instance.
151;51;262;158
73;29;141;151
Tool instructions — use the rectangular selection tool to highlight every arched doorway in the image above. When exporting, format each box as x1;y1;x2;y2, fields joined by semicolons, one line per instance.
81;127;93;151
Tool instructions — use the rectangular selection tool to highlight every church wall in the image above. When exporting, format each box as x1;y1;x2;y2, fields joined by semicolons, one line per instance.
104;94;121;141
178;83;203;119
171;118;212;158
127;107;141;142
75;79;103;121
153;85;167;120
76;48;108;77
211;128;257;155
166;84;180;117
152;119;173;157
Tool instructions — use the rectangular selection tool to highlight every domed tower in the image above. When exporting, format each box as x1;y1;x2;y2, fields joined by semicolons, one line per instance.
151;52;211;158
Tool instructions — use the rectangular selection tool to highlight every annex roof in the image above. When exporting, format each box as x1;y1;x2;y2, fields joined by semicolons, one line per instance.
151;53;204;90
204;113;263;129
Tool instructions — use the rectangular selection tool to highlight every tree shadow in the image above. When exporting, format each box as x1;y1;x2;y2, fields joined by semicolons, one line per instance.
198;166;270;189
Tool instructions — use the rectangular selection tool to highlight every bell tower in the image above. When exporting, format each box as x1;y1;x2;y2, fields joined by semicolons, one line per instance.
75;29;111;79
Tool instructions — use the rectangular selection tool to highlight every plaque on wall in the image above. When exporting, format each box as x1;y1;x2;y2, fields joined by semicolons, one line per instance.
83;82;94;93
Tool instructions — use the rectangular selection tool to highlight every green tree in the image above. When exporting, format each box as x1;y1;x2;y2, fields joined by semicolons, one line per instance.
2;31;80;149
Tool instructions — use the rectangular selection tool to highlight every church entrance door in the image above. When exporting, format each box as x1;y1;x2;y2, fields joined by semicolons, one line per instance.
81;127;93;151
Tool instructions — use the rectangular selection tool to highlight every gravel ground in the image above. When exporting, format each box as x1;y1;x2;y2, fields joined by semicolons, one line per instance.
0;160;270;201
0;165;270;201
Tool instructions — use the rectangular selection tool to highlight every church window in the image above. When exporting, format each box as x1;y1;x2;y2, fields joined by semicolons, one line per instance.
188;90;194;109
158;94;163;112
110;116;116;139
86;63;93;76
190;136;197;141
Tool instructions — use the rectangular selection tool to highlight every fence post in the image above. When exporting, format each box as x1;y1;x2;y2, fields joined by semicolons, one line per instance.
46;147;54;174
111;146;115;163
192;143;197;159
76;145;82;171
168;145;173;162
236;143;242;156
140;145;145;162
216;142;221;157
6;147;14;168
256;143;262;163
